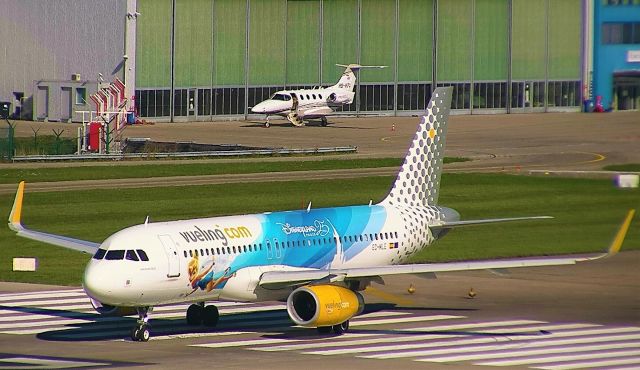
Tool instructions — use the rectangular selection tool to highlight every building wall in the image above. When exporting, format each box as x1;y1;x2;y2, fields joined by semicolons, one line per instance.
0;0;128;121
129;0;584;120
593;0;640;111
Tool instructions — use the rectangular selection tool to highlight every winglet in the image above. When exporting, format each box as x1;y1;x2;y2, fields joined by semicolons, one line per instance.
606;209;635;257
8;181;25;231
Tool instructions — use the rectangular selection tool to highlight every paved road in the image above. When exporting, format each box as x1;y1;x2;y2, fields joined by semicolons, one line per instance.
0;251;638;369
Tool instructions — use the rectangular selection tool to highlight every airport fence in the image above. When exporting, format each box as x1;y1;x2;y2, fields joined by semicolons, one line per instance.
0;122;14;160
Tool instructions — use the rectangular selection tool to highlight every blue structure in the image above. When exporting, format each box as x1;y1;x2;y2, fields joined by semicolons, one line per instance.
593;1;640;111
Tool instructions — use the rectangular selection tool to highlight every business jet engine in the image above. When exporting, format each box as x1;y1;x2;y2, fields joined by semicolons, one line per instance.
327;91;354;105
89;297;137;316
286;285;364;329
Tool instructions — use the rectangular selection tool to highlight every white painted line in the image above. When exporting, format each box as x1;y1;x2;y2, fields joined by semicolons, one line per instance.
359;324;620;359
146;331;260;341
0;326;74;335
325;329;640;357
414;341;640;363
0;356;108;368
261;320;545;353
192;338;293;348
0;317;96;330
219;304;286;314
350;314;463;327
0;297;91;307
356;311;411;319
404;320;546;332
534;356;640;370
478;349;640;367
0;289;85;301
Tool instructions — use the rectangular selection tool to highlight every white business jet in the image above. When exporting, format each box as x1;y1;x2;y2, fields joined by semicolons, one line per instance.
8;87;635;342
251;64;385;127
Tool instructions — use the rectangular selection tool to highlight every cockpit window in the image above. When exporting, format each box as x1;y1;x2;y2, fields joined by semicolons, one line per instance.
105;250;125;260
125;250;139;261
93;248;107;260
271;93;291;101
137;249;149;261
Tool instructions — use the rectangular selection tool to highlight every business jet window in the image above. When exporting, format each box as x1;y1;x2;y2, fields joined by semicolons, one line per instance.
93;249;107;260
312;94;317;99
105;250;125;260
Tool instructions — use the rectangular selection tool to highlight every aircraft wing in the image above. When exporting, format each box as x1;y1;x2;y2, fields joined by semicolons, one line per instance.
8;182;100;254
259;209;634;289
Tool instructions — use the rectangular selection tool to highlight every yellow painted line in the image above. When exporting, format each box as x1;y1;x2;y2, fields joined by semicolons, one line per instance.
607;209;636;256
380;136;392;142
575;151;606;164
364;286;415;307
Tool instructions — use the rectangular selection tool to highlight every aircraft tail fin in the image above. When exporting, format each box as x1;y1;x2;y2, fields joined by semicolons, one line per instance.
380;86;453;207
331;64;386;92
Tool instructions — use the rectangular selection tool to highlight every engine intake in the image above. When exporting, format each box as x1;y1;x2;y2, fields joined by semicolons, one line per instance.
286;285;364;327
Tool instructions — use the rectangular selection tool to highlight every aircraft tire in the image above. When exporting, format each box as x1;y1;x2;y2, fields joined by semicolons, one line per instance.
321;117;328;127
202;305;219;327
138;326;151;342
131;327;140;341
186;304;203;325
317;326;332;334
332;320;349;335
264;122;270;128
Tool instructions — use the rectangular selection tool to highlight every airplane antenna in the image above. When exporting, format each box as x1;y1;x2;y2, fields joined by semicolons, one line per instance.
144;216;150;226
369;200;372;207
307;201;312;213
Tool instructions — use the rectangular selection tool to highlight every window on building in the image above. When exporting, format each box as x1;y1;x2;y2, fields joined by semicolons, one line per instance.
603;22;640;44
75;87;87;105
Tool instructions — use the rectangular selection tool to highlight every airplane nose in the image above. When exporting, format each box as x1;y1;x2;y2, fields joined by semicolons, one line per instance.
251;103;266;114
83;262;113;303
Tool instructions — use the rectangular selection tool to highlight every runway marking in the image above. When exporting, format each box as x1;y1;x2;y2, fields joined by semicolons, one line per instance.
2;289;640;369
364;286;415;306
0;356;109;369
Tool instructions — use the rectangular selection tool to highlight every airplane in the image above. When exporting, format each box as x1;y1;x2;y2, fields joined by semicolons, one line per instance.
250;64;386;127
7;87;635;342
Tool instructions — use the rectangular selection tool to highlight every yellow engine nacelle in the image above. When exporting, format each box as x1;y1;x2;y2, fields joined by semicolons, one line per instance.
286;285;364;327
90;298;137;316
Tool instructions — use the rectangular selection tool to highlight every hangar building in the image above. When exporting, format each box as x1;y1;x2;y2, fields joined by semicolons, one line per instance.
1;0;636;122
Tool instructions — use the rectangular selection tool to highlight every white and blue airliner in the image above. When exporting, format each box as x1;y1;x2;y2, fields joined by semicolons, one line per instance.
8;87;634;342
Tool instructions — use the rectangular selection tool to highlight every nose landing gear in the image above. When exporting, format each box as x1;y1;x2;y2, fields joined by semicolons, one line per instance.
131;307;151;342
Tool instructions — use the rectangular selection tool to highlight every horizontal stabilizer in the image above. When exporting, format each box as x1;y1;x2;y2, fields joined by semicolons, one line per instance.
432;216;553;229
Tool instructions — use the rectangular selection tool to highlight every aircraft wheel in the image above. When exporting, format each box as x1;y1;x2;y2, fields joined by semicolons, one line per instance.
131;327;140;341
264;121;270;128
332;320;349;335
202;305;219;327
317;326;332;334
321;117;328;127
186;304;203;325
138;325;151;342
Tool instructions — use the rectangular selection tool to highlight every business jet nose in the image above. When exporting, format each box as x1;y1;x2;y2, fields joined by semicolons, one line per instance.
251;102;267;114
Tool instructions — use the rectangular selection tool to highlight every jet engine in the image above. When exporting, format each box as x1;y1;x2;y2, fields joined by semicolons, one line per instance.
89;297;137;316
326;92;354;105
286;285;364;327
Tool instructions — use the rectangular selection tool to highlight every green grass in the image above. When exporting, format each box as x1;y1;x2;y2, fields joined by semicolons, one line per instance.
0;173;637;286
13;135;77;156
603;164;640;172
0;157;467;184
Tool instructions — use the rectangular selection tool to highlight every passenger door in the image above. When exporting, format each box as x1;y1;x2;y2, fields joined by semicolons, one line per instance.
158;235;181;278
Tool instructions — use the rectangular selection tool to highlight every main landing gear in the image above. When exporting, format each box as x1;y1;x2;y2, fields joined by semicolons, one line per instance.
131;307;151;342
317;320;349;335
186;302;220;327
320;117;328;127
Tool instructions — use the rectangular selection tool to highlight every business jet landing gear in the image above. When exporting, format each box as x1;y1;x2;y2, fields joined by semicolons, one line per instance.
320;117;328;127
264;117;270;128
186;303;219;327
131;307;151;342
